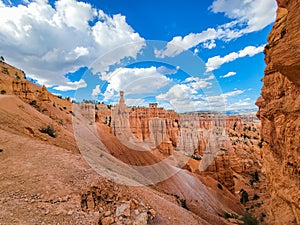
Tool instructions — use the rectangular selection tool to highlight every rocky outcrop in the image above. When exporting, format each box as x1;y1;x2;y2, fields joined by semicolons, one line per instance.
129;105;179;155
264;1;300;86
37;85;50;101
204;153;234;193
80;180;156;225
257;1;300;224
0;61;26;95
110;92;180;154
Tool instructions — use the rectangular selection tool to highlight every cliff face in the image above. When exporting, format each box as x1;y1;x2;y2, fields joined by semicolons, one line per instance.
257;1;300;224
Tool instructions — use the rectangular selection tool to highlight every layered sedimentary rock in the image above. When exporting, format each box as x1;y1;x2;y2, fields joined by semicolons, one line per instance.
107;96;236;191
256;1;300;224
129;104;179;155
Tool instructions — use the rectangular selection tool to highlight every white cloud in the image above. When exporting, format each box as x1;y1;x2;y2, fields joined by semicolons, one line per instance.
206;45;264;72
155;0;276;58
92;84;101;97
203;40;216;49
193;48;199;55
74;47;89;59
156;66;178;75
157;84;193;102
54;0;97;29
100;66;172;101
155;75;218;112
183;75;214;90
227;98;252;110
221;89;244;97
156;84;200;112
220;71;236;78
53;79;87;91
0;0;144;88
204;89;244;107
153;74;247;112
211;0;277;33
155;28;221;58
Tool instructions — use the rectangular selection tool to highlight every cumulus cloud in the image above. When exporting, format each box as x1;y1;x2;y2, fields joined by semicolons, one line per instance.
92;84;101;97
155;28;223;58
156;86;246;112
155;75;219;112
0;0;144;88
211;0;276;33
183;75;214;90
156;84;201;112
206;45;264;72
54;0;97;29
220;71;236;78
99;66;173;101
203;40;216;49
53;79;87;91
155;0;276;58
149;66;248;112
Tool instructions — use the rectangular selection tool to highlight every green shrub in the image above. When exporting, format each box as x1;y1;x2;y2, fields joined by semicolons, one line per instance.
252;194;260;200
180;199;189;210
217;183;223;190
243;133;251;139
240;190;249;204
191;154;202;160
242;213;258;225
39;125;56;138
224;212;238;220
259;212;266;222
2;68;9;74
233;122;237;131
253;171;259;182
258;139;264;148
224;212;232;219
0;90;6;95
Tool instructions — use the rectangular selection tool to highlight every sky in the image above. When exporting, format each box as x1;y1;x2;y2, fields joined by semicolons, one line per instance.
0;0;277;113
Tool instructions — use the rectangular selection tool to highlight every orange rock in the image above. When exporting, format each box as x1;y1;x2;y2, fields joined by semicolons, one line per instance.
256;1;300;224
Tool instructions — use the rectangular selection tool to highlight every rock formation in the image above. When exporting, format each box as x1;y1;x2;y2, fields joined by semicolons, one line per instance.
256;1;300;224
111;92;180;153
80;180;156;225
100;93;241;192
37;85;50;101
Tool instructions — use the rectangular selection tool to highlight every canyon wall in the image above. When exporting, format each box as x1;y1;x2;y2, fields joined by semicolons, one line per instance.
256;0;300;224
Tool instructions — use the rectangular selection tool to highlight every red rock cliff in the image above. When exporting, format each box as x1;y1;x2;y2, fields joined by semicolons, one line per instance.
257;0;300;224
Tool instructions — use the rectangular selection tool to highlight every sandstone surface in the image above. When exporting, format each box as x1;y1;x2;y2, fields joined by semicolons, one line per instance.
256;0;300;224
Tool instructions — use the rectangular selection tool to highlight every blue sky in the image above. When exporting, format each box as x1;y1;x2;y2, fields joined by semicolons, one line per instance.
0;0;277;112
